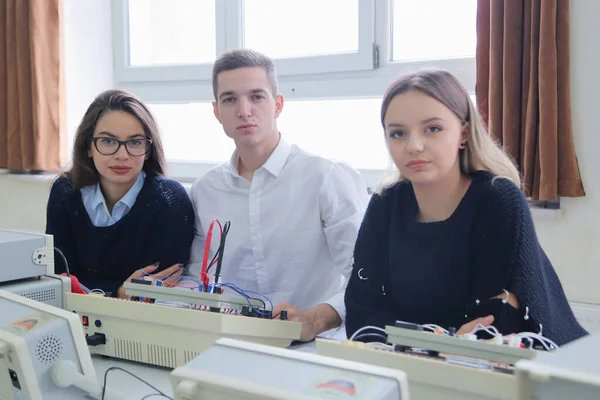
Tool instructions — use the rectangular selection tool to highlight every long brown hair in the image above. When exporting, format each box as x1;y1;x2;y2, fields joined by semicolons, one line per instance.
380;69;520;188
64;89;166;189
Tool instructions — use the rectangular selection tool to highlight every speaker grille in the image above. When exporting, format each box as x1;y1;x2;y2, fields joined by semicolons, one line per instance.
35;335;63;364
23;289;56;303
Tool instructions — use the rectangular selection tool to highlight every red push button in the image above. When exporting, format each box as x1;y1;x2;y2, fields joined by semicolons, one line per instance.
82;316;89;326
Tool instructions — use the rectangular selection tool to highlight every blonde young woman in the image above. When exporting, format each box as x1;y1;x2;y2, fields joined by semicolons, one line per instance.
344;70;586;346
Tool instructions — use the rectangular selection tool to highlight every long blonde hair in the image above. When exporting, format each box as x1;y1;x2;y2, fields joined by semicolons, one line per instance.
379;69;520;189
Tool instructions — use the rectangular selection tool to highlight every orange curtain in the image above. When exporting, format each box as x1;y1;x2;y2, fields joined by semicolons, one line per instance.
476;0;584;200
0;0;64;172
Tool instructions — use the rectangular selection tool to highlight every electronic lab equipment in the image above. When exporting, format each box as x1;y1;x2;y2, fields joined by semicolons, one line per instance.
0;229;54;282
515;333;600;399
170;337;410;400
317;338;515;400
385;324;537;365
0;229;70;309
0;289;123;400
316;323;546;400
65;281;302;368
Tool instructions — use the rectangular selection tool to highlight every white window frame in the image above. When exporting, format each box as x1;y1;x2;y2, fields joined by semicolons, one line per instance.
112;0;476;191
112;0;376;84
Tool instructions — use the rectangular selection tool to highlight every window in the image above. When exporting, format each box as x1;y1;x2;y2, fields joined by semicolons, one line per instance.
280;99;387;170
392;0;477;61
150;98;388;172
128;0;216;66
113;0;477;183
113;0;375;84
244;0;359;59
148;103;232;164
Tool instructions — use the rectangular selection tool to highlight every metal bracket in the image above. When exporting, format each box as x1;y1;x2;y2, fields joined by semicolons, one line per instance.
373;44;380;69
32;247;49;265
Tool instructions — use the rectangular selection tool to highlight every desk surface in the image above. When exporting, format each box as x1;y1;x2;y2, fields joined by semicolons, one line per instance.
93;341;318;398
93;355;173;398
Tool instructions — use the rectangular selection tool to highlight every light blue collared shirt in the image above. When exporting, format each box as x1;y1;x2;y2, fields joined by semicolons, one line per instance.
80;171;146;227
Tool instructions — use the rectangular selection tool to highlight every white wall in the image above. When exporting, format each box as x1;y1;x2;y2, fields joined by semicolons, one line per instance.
0;0;113;231
532;0;600;305
63;0;114;155
0;0;598;305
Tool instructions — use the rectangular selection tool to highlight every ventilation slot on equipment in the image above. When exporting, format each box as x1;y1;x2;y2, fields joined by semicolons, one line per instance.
114;338;143;362
184;350;200;364
23;289;56;303
148;344;177;368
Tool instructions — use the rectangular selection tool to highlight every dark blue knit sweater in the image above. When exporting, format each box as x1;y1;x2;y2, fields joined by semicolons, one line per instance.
345;171;587;346
46;174;195;296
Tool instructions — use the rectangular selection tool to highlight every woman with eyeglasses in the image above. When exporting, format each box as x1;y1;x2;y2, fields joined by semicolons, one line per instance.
46;89;195;298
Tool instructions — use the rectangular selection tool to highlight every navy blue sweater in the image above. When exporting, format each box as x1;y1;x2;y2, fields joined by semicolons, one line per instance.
46;175;195;296
345;171;587;346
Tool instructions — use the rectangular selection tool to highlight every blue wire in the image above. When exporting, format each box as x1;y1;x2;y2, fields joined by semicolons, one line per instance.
220;283;269;315
136;270;272;317
237;288;273;312
139;269;202;286
218;282;273;315
145;275;202;285
220;285;264;314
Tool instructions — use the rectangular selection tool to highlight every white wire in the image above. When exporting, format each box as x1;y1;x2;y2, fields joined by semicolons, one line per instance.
90;289;106;296
423;324;449;334
350;326;387;341
469;323;501;337
480;324;500;336
365;342;395;351
517;332;559;351
518;334;550;351
352;333;388;342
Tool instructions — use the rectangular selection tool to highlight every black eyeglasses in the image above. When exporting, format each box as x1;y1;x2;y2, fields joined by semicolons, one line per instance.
92;137;152;157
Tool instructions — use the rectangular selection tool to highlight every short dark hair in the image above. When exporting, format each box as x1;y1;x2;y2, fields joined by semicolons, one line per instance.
212;48;278;100
64;89;166;189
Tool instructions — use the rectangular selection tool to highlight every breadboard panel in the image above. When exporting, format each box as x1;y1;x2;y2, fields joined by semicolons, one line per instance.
65;293;301;368
316;339;517;400
385;325;536;365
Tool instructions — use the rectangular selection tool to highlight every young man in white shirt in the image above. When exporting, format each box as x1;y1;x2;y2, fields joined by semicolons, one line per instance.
188;49;369;341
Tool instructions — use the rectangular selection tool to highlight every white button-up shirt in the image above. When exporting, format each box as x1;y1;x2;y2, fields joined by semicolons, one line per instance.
188;138;369;324
80;171;146;227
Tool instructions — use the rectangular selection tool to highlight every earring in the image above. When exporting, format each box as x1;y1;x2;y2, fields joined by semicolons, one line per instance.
459;142;467;149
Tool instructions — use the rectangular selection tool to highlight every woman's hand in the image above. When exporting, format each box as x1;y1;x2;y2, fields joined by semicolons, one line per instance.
457;291;519;335
117;263;184;299
457;315;495;335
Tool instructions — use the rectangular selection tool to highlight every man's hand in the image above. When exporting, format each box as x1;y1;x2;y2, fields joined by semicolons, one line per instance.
272;302;315;341
117;263;184;299
272;302;341;342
